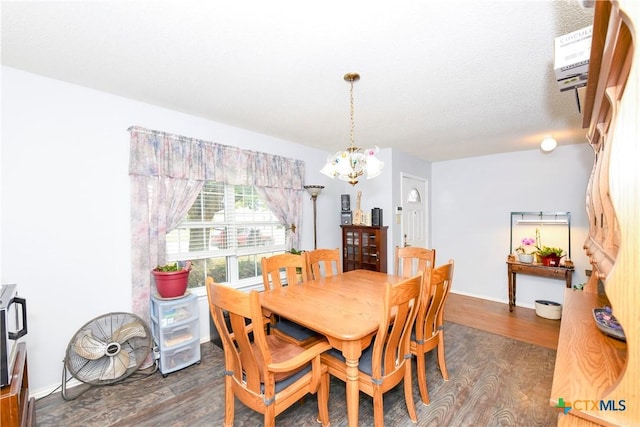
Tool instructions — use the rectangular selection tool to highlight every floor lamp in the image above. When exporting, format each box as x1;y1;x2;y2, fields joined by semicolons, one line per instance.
304;185;324;249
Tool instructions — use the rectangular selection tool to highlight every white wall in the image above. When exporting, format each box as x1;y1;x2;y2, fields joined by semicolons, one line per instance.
0;66;348;396
432;145;593;306
2;66;594;399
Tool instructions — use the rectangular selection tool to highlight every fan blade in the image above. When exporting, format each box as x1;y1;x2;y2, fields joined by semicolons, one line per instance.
124;346;138;368
72;330;107;360
99;351;130;381
112;320;147;344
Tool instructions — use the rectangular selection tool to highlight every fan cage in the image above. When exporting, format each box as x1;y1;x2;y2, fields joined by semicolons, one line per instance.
65;312;152;386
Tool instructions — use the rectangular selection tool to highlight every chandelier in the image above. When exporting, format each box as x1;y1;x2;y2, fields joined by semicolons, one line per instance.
320;73;384;186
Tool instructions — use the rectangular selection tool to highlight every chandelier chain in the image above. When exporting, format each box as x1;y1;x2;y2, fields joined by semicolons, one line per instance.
349;78;355;149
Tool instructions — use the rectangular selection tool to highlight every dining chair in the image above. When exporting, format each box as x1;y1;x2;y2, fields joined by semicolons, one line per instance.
305;248;342;280
207;281;332;427
410;259;455;405
321;273;423;427
394;245;436;278
261;253;322;347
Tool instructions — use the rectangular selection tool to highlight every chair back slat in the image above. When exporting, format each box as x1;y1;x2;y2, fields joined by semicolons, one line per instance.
415;260;454;342
371;273;422;380
395;246;436;278
305;248;342;280
261;252;308;290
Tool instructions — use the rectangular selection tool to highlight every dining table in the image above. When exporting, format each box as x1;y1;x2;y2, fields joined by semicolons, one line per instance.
260;268;405;427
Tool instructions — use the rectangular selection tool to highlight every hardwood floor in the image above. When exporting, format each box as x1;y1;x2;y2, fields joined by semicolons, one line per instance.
33;293;561;426
445;292;560;350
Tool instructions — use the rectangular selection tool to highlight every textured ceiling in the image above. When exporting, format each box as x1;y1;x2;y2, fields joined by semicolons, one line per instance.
1;1;595;161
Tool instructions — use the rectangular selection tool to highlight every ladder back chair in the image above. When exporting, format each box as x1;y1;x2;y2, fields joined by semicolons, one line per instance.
410;259;455;405
305;248;342;280
261;253;322;347
395;245;436;278
207;281;332;427
321;273;424;427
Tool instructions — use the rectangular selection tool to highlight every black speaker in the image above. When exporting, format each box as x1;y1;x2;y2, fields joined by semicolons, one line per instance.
341;211;352;225
371;208;382;226
341;194;350;211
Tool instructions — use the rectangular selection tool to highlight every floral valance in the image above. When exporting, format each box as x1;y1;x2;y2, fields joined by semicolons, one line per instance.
128;126;305;189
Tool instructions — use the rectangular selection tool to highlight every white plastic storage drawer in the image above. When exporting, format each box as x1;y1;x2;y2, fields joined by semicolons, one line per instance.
159;339;201;374
156;318;199;349
150;293;198;327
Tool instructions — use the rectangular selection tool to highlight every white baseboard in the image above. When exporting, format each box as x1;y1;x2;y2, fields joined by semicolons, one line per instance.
449;290;536;310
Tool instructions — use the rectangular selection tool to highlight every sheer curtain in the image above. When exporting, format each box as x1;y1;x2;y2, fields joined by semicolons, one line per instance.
128;126;305;322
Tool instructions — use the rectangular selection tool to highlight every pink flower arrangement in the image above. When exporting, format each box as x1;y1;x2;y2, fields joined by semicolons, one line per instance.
516;237;536;254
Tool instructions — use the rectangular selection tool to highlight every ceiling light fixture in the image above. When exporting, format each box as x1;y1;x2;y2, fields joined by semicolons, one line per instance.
540;136;558;152
320;73;384;186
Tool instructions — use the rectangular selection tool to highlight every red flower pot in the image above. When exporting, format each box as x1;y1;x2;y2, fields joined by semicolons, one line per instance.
152;269;189;298
540;254;562;267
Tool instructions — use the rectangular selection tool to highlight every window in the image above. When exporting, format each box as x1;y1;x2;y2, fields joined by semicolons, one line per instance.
166;182;286;292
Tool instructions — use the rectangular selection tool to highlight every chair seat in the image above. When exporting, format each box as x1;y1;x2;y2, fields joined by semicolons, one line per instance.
272;318;321;342
410;324;441;343
250;335;314;392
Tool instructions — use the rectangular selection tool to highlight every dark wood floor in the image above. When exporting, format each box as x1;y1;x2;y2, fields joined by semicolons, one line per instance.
33;293;561;426
445;292;560;350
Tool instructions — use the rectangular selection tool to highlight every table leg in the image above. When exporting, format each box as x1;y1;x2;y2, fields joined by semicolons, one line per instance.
341;342;362;427
509;269;516;312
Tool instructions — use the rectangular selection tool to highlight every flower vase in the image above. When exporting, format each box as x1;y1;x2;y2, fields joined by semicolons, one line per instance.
517;254;534;264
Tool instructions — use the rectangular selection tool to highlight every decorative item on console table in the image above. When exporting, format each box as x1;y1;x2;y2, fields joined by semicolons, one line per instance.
517;254;534;263
535;246;565;267
152;261;191;299
515;236;536;263
533;227;566;267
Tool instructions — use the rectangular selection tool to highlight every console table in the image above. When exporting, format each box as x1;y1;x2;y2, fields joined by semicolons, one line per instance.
507;261;574;312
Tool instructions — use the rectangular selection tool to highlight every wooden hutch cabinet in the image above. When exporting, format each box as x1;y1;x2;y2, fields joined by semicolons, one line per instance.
341;225;387;273
550;1;639;426
1;343;35;427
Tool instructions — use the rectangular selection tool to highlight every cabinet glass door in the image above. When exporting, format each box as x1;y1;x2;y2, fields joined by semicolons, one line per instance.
344;229;361;271
361;231;378;270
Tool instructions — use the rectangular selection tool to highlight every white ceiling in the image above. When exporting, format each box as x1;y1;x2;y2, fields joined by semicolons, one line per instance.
1;1;594;162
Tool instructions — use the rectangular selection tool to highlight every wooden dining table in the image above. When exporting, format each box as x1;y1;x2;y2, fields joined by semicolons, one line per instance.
260;269;405;427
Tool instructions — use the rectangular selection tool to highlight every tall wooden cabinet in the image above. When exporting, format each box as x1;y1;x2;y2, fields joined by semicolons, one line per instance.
550;1;639;426
341;225;387;273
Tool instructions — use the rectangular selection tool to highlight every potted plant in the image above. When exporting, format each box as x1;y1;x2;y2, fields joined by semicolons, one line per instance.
515;237;536;263
152;261;191;298
532;228;565;266
535;246;565;267
289;248;305;281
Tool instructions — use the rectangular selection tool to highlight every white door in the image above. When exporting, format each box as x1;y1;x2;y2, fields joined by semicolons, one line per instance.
401;174;428;248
